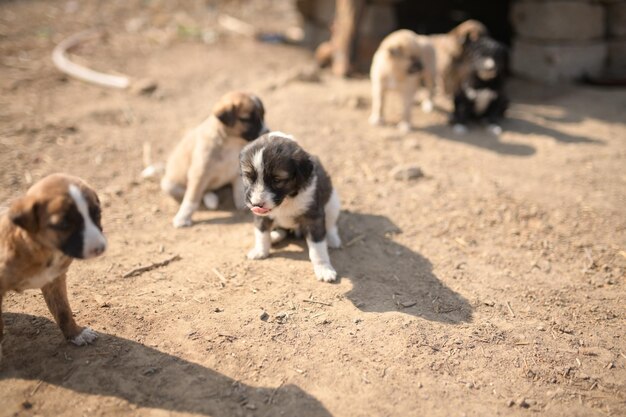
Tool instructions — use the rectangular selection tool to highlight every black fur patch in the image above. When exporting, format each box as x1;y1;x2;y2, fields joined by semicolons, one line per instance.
240;134;334;243
451;36;509;126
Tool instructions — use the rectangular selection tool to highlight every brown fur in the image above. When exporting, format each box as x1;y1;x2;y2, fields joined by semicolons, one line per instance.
0;174;102;350
429;20;489;95
162;91;268;228
369;29;437;132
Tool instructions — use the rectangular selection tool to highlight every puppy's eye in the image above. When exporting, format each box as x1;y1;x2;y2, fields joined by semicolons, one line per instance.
89;206;101;223
273;177;287;187
243;171;257;182
50;219;71;231
239;117;252;123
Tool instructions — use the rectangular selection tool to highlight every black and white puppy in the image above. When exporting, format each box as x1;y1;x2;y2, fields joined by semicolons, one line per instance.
239;132;341;282
450;36;509;135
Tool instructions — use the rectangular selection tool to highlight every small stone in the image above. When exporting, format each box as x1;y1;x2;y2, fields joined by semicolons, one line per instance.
260;311;269;321
354;318;362;324
517;397;530;408
130;78;158;95
390;165;424;181
506;399;515;407
22;401;33;410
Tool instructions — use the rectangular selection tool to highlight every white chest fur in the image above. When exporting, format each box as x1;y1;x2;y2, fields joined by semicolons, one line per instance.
270;177;317;230
19;252;68;290
465;87;496;115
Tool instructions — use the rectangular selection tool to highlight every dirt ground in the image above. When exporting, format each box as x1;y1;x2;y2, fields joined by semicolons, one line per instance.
1;1;625;416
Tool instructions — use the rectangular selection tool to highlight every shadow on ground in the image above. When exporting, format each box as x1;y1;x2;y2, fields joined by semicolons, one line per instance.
272;212;472;323
337;212;472;323
0;313;332;417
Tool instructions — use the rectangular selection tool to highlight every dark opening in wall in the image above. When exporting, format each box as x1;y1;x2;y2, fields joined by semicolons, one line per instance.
394;0;513;45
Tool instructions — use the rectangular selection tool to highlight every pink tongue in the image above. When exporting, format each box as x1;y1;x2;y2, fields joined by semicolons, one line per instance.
251;207;270;214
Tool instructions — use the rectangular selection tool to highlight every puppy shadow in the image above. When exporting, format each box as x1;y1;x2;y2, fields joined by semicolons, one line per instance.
335;212;472;324
269;212;472;323
0;313;333;417
422;123;537;156
505;116;605;145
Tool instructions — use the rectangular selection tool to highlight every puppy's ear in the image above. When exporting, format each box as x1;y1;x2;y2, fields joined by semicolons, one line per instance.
293;150;314;184
214;103;237;127
8;196;40;233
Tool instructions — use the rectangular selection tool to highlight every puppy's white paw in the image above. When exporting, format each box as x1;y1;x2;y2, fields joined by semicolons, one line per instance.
172;214;192;228
314;263;337;282
247;247;269;260
487;124;502;135
202;192;219;210
327;230;342;249
397;121;412;133
453;124;468;135
71;327;97;346
421;100;434;113
270;229;288;244
368;114;383;126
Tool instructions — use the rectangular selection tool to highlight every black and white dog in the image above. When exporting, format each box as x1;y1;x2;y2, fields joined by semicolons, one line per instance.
239;132;341;282
450;36;509;135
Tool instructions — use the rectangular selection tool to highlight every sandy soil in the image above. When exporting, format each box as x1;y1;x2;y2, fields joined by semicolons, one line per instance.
1;1;625;416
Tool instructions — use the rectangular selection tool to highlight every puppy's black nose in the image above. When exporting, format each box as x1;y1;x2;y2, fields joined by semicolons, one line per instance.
252;203;265;209
89;243;106;257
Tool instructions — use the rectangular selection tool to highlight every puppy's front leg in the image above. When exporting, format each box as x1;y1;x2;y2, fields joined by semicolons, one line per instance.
0;294;4;359
304;217;337;283
247;216;274;260
173;152;211;228
369;79;385;126
42;274;97;346
398;84;417;133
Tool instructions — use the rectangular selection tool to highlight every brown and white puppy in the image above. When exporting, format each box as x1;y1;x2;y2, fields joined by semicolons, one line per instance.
160;91;268;228
240;132;341;282
369;29;437;133
0;174;106;359
429;20;488;95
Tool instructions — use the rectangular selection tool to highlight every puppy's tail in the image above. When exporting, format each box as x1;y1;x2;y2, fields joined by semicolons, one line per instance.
141;142;165;179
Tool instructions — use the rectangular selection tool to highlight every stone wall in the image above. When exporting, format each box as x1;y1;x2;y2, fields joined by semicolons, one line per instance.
511;0;625;83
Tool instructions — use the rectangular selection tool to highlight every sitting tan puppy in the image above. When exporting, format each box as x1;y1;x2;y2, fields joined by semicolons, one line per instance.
0;174;107;359
159;92;268;228
369;30;437;133
429;20;488;95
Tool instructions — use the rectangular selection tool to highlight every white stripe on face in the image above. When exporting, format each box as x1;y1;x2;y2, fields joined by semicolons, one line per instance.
68;184;107;259
248;147;275;210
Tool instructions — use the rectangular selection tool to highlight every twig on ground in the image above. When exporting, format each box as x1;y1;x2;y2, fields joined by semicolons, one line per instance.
30;380;43;396
506;301;516;318
267;379;285;404
345;234;365;247
122;254;181;278
302;299;332;306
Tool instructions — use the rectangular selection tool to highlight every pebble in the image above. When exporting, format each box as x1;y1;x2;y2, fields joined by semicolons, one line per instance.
260;311;269;321
390;165;424;181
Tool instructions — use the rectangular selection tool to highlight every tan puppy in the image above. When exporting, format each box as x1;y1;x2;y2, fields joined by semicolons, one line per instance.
369;30;437;133
430;20;488;95
0;174;107;359
160;92;269;228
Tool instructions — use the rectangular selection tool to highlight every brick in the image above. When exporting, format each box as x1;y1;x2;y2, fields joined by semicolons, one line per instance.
607;39;626;77
512;38;607;83
607;2;626;38
511;1;605;41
